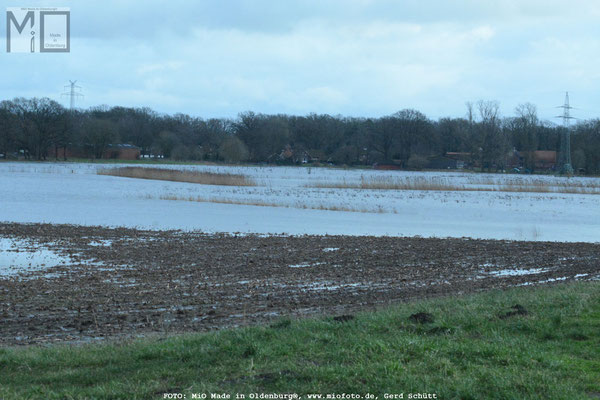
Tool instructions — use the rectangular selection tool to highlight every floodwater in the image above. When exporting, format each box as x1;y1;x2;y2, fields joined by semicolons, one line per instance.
0;237;76;277
488;267;549;277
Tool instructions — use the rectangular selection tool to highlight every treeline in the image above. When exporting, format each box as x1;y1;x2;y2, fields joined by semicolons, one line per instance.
1;97;600;173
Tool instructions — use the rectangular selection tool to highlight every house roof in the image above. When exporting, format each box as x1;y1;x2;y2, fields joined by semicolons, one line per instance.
533;151;556;163
106;144;141;150
445;152;472;160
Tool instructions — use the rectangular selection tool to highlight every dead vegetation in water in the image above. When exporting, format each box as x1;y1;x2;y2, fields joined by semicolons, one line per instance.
308;176;600;195
155;194;394;214
98;167;255;186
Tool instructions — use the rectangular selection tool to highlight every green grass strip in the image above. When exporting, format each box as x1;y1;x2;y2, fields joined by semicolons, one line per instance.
1;282;599;399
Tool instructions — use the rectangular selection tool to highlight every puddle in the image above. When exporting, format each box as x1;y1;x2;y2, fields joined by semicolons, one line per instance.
517;276;569;286
0;237;88;277
103;278;138;287
88;240;113;247
301;281;362;291
488;268;549;277
288;262;325;268
289;262;311;268
323;248;339;252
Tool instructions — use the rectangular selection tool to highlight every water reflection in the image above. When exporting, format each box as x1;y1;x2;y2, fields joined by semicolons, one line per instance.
0;237;75;277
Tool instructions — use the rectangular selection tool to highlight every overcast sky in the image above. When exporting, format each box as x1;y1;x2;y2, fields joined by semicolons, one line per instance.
2;0;600;122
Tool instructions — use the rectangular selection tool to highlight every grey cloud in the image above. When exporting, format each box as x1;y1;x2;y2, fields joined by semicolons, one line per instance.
1;0;600;121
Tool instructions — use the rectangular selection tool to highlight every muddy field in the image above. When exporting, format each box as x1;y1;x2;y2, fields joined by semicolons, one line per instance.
0;223;598;346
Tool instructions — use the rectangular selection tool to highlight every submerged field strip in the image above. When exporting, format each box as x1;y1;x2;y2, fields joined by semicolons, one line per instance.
94;165;600;216
2;162;600;240
307;175;600;194
1;223;599;346
155;194;393;213
96;165;600;195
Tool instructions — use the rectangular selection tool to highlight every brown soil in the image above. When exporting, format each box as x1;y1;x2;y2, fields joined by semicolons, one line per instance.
0;223;598;346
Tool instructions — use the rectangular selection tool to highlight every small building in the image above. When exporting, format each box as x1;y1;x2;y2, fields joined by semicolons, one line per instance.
506;149;522;169
529;150;557;170
426;155;460;170
373;163;403;170
269;146;329;165
510;150;557;171
102;144;141;160
49;143;141;160
445;152;472;167
49;145;86;159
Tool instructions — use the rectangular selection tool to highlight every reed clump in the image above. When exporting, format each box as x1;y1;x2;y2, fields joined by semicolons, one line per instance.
98;167;255;186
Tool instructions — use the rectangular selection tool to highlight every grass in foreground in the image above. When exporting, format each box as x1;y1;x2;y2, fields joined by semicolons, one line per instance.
1;282;599;399
98;166;255;186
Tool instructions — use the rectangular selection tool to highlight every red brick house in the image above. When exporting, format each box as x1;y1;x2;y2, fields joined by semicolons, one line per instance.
102;144;141;160
49;144;141;160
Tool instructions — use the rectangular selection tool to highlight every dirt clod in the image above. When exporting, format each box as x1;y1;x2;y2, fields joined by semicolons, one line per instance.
499;304;529;319
409;312;435;324
333;315;355;323
270;319;292;329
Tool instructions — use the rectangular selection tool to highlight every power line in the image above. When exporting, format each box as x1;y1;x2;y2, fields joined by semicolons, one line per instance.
555;92;574;175
61;80;84;109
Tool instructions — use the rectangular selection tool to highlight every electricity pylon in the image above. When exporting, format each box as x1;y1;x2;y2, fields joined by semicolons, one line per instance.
61;80;83;109
555;92;575;175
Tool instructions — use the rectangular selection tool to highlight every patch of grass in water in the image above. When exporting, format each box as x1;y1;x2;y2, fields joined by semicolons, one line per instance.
98;166;255;186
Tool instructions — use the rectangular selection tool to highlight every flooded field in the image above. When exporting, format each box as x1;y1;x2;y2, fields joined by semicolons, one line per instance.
0;237;98;278
1;223;598;345
2;162;600;241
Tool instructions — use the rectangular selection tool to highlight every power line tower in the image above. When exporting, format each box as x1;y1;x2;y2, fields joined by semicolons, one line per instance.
61;80;84;109
555;92;574;175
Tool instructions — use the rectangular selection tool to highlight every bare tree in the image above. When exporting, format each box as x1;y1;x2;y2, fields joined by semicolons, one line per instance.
6;97;65;160
515;102;538;126
512;103;540;171
465;101;474;124
0;103;17;158
84;117;116;159
472;100;507;170
368;116;397;162
219;135;249;163
477;100;500;124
